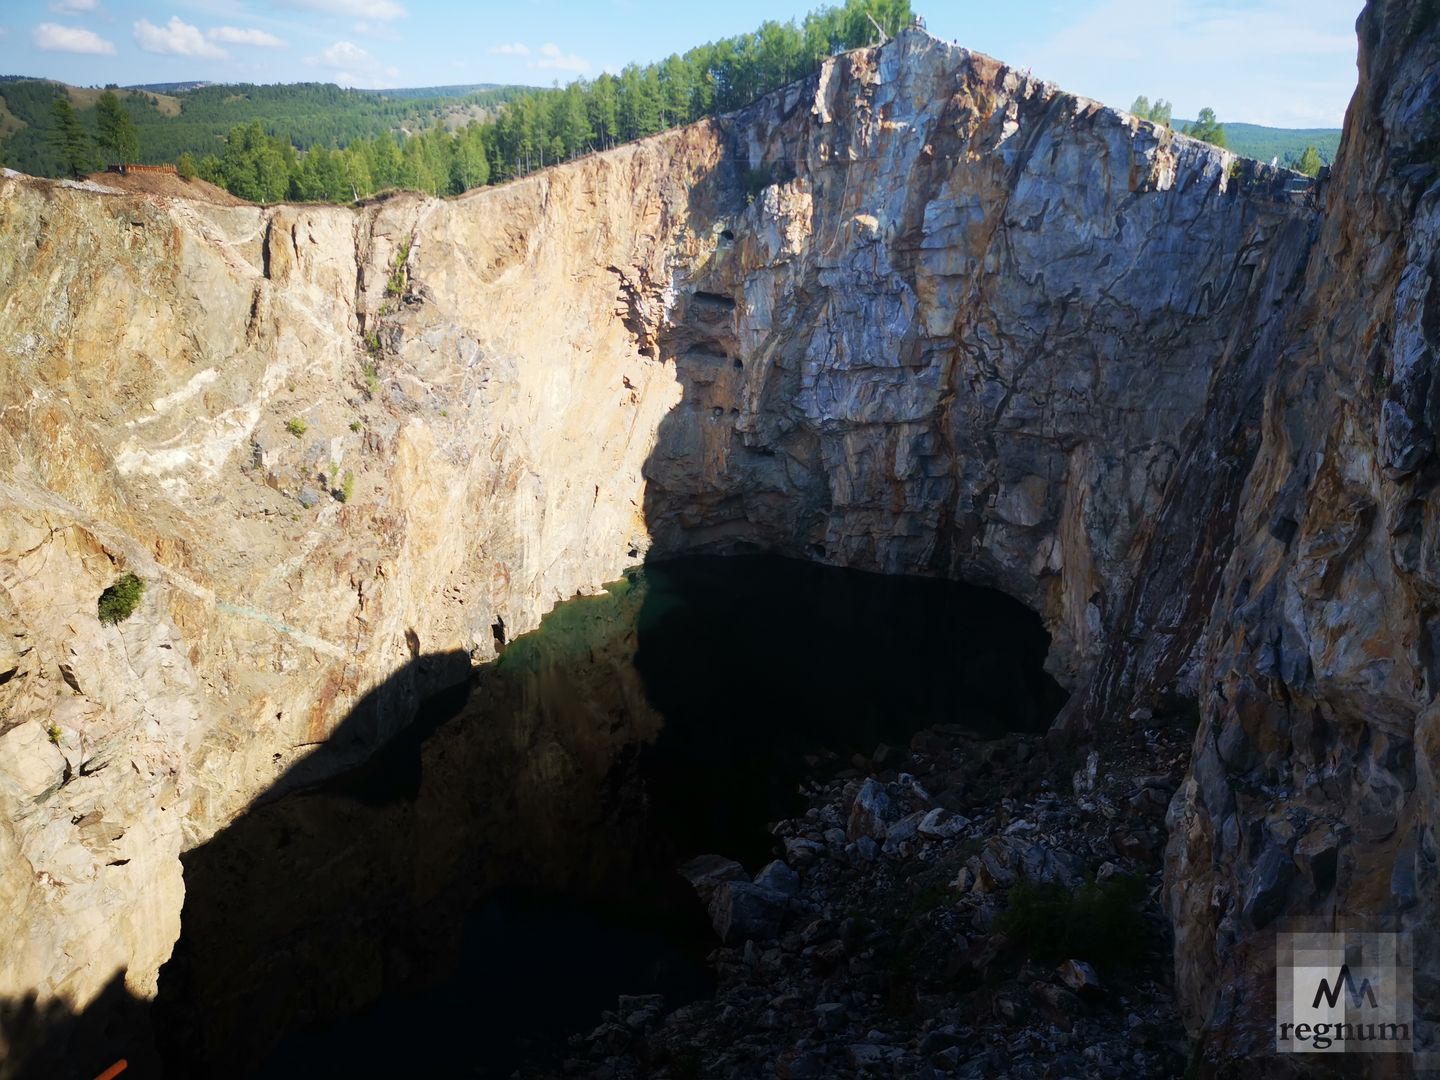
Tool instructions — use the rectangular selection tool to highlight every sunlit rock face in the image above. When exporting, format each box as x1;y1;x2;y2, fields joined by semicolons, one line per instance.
638;36;1314;695
0;14;1392;1072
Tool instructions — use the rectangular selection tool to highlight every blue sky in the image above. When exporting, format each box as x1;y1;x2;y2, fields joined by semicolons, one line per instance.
0;0;1363;128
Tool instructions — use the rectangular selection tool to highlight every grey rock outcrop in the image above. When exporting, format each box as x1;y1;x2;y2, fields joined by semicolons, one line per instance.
638;35;1315;695
1160;1;1440;1068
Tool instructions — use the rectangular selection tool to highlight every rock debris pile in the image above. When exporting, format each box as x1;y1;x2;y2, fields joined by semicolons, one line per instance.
531;712;1193;1079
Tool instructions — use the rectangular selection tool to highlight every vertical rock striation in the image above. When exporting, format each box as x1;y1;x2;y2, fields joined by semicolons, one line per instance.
1163;1;1440;1069
638;37;1315;692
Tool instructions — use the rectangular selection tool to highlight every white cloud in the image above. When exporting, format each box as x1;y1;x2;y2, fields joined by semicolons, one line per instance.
352;20;401;41
208;26;286;48
49;0;100;14
33;22;115;54
317;39;369;67
134;16;228;59
1005;0;1361;128
533;41;588;73
277;0;406;21
488;42;528;56
309;39;399;86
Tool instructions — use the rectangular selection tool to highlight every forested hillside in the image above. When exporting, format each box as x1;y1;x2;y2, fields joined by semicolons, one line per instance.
1134;96;1340;172
1205;122;1342;167
0;79;529;178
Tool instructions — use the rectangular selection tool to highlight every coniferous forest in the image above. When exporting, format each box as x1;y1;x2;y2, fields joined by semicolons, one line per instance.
0;0;914;203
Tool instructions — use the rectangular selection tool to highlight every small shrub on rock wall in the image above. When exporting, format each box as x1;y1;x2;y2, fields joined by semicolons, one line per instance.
996;872;1150;970
285;417;308;437
97;572;144;625
742;166;773;202
385;240;411;296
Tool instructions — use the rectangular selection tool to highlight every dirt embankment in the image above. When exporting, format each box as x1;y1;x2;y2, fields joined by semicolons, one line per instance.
85;169;250;206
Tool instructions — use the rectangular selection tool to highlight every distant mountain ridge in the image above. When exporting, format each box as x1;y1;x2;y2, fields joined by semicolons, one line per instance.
364;82;541;99
126;81;214;93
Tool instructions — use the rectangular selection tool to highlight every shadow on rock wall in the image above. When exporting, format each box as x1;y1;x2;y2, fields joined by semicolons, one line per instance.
1;576;704;1079
1;546;1068;1079
150;574;709;1079
1;972;153;1080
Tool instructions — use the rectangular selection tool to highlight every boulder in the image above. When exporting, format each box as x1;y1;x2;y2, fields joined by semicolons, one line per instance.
1056;959;1103;998
917;807;969;839
847;778;900;841
882;810;927;854
708;881;788;944
677;854;748;903
754;859;801;897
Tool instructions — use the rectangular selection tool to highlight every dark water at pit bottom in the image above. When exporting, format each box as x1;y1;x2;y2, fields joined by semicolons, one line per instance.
154;555;1065;1078
632;555;1065;866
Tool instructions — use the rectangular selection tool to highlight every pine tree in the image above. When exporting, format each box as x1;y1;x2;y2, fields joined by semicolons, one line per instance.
451;123;489;192
49;96;94;177
1129;96;1172;128
556;84;592;157
1294;144;1323;177
1185;107;1228;149
587;75;619;150
95;90;140;168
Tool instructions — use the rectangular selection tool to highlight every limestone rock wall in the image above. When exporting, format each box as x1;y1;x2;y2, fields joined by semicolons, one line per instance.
0;157;699;1021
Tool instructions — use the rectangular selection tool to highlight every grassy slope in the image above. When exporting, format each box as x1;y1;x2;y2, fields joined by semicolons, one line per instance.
67;85;182;117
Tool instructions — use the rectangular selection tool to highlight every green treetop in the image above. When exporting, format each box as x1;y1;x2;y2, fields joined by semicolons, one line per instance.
95;90;140;166
1185;107;1228;149
1293;144;1323;177
1128;95;1173;127
49;96;94;177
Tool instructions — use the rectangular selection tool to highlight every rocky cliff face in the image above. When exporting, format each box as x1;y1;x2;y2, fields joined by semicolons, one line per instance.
1162;0;1440;1068
640;42;1314;693
0;149;703;1025
0;13;1410;1074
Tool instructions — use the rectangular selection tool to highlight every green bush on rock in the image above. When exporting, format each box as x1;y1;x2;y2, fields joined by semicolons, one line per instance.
995;872;1151;970
97;572;144;625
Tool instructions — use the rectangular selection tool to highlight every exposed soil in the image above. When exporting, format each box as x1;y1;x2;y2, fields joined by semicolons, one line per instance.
84;169;251;205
